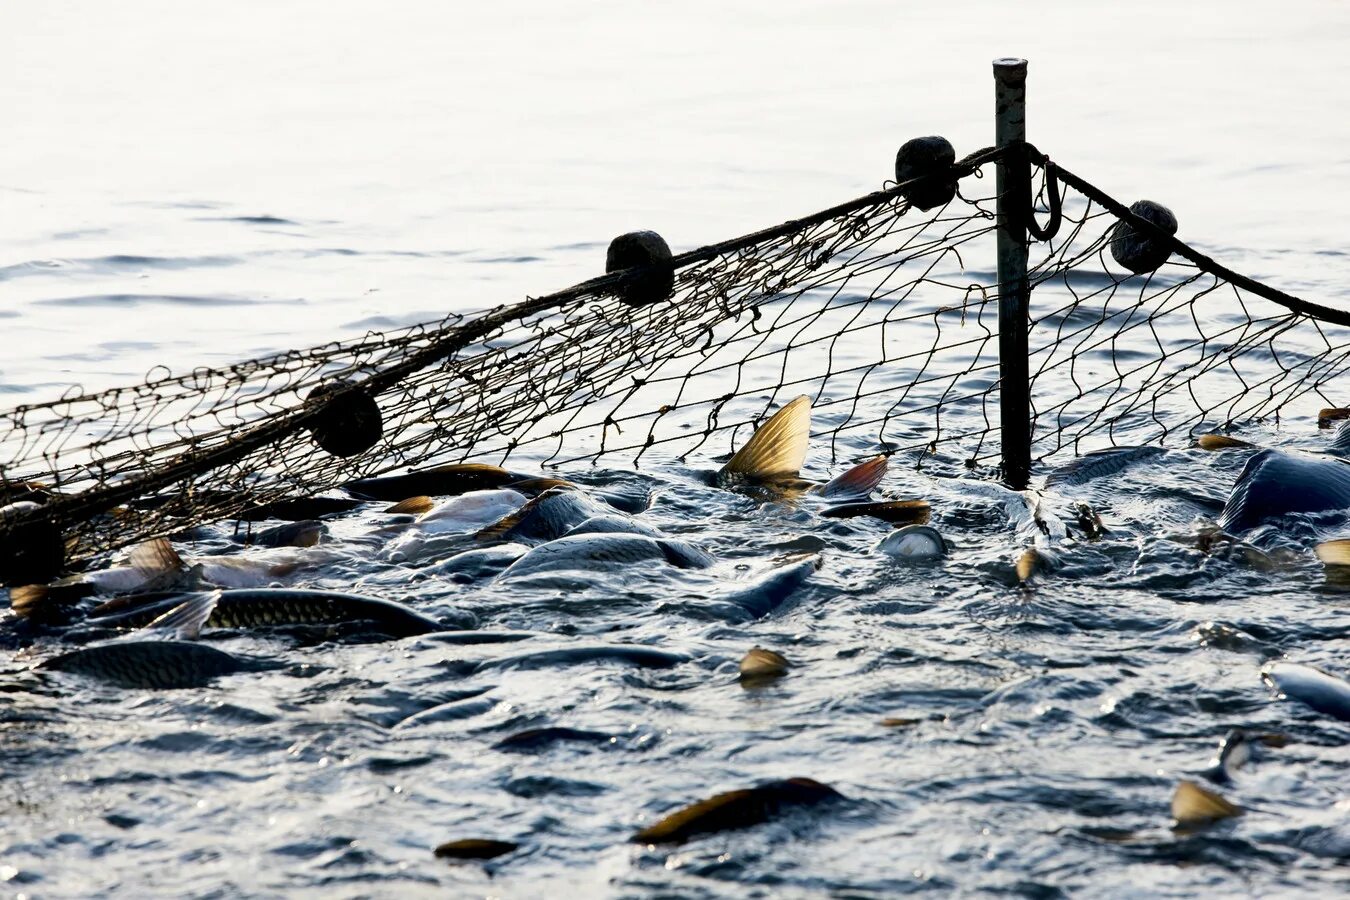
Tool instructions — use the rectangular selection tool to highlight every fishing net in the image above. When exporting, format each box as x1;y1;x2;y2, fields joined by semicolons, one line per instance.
3;142;1348;575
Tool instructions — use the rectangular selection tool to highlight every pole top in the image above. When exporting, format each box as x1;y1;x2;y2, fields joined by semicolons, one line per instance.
992;58;1028;83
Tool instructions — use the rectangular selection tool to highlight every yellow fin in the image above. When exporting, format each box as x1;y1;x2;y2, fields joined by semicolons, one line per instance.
1171;779;1241;828
1197;434;1255;451
720;396;811;481
387;496;436;516
8;585;50;621
739;647;790;683
128;538;186;578
1319;407;1350;428
1315;538;1350;567
1015;548;1041;583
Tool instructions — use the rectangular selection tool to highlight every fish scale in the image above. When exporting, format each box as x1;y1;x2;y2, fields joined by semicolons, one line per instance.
90;589;450;636
38;641;254;689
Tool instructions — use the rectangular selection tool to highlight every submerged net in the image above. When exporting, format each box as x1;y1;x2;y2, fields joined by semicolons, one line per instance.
2;143;1348;571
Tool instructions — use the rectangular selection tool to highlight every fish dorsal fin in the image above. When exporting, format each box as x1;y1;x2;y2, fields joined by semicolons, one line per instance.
720;396;811;481
1171;779;1241;828
1314;538;1350;567
129;538;187;578
387;495;436;516
8;584;49;620
815;455;888;499
142;590;221;640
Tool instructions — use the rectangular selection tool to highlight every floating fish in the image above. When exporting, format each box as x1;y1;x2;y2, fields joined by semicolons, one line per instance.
493;726;617;751
346;463;527;502
87;588;456;637
475;488;613;544
739;647;790;685
1262;662;1350;722
820;499;930;524
1171;779;1241;830
498;533;714;579
240;520;327;548
383;489;530;561
37;640;260;689
876;525;947;561
631;777;842;844
1202;728;1288;785
1196;434;1257;451
432;839;519;861
1219;449;1350;532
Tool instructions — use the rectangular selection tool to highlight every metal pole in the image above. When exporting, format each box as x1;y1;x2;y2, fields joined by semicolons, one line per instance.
993;57;1031;488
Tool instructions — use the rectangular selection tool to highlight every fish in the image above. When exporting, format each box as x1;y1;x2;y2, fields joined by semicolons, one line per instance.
345;463;527;502
1044;445;1165;487
498;533;714;579
1219;448;1350;532
382;489;530;561
37;640;259;689
1196;434;1257;451
475;488;613;544
1171;780;1241;830
493;726;617;751
739;647;790;685
876;525;947;561
631;777;842;844
819;499;930;524
563;515;663;538
433;839;518;861
86;588;456;637
464;644;690;673
715;554;819;619
1262;662;1350;722
1201;729;1287;785
240;520;327;548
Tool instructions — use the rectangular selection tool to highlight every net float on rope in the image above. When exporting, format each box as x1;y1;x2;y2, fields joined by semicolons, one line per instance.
1110;199;1178;274
895;136;957;211
305;380;383;457
606;230;675;306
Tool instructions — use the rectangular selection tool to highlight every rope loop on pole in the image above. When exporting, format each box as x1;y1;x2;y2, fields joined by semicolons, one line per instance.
1025;158;1062;242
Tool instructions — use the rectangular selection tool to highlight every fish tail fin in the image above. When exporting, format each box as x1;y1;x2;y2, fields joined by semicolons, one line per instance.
386;496;436;516
129;538;187;578
815;455;888;499
142;590;221;640
1171;779;1241;828
719;396;811;481
1315;538;1350;567
1015;547;1059;583
7;584;89;625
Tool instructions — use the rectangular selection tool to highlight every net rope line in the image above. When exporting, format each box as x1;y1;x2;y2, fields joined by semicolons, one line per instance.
2;142;1348;569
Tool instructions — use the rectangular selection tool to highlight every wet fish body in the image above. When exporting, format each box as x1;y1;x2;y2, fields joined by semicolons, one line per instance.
89;589;452;637
499;533;714;579
479;489;615;544
1262;662;1350;722
632;777;842;844
1219;449;1350;532
38;640;261;689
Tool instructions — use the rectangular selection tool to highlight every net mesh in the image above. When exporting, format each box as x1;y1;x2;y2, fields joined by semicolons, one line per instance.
3;145;1348;570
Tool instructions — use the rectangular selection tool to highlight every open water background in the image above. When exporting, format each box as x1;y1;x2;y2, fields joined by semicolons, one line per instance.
2;2;1350;897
